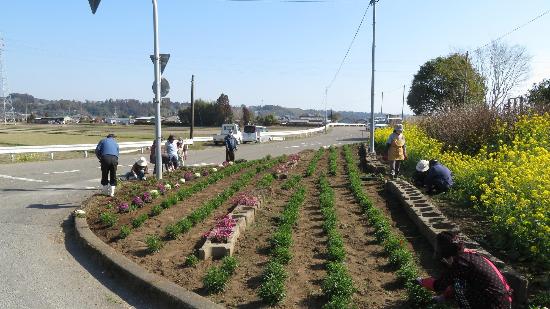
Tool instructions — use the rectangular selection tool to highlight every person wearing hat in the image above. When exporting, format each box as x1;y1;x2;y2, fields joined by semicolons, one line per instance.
224;129;238;162
417;231;512;308
126;157;149;180
95;133;119;196
424;159;453;194
165;134;179;171
384;123;407;179
413;159;430;186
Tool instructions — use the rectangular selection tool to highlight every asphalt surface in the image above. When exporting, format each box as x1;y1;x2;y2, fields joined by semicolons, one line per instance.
0;127;365;309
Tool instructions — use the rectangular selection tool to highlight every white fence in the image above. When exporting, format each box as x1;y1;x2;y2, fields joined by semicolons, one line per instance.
0;123;365;160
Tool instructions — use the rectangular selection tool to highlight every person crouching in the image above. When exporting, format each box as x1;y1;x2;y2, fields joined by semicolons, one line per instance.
424;159;453;195
126;157;149;180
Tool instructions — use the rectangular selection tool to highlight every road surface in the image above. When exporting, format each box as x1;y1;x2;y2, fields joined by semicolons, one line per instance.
0;127;365;308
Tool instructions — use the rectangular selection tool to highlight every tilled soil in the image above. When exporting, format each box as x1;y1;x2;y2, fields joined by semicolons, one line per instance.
329;149;407;308
83;147;439;308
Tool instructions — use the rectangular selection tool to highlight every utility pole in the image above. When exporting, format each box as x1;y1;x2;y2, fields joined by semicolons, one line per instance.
380;91;383;115
324;87;328;133
152;0;163;180
190;74;195;139
368;0;376;153
401;84;405;121
463;51;469;105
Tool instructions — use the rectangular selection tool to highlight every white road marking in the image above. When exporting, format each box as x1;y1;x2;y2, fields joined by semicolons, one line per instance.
291;146;300;148
0;174;48;183
52;169;80;174
85;186;96;189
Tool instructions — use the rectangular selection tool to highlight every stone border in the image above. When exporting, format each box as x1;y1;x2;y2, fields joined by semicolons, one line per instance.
361;154;528;306
199;202;261;260
74;215;224;309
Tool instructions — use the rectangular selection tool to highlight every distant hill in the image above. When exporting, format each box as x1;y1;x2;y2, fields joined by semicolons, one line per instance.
9;92;377;122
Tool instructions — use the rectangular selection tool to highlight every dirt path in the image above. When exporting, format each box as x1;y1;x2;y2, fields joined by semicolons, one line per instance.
281;151;329;309
329;149;407;308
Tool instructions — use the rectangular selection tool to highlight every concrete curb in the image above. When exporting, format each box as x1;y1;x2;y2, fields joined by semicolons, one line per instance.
360;151;528;306
74;215;224;309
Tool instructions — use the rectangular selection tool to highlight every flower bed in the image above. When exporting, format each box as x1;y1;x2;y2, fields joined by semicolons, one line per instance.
374;114;550;266
203;215;238;243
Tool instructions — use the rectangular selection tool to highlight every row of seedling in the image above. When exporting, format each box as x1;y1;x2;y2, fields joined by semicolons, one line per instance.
161;157;282;244
318;174;356;309
258;177;306;305
202;256;239;294
342;145;436;308
115;159;260;239
305;147;325;177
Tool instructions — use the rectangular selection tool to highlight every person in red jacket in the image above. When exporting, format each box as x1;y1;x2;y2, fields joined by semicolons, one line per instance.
418;231;512;309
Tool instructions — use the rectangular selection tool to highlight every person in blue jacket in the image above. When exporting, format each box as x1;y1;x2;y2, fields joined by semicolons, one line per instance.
424;159;453;194
95;133;119;196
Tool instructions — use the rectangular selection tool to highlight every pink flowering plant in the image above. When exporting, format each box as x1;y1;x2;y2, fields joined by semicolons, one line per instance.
132;196;144;208
117;202;130;213
201;170;209;177
203;215;237;243
288;154;300;164
157;183;166;195
183;172;194;181
231;192;260;207
222;161;229;167
174;182;180;189
142;192;153;203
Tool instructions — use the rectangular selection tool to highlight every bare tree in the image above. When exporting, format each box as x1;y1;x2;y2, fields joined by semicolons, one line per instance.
474;42;531;107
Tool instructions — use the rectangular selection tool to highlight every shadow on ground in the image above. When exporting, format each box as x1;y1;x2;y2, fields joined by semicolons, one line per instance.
61;215;171;309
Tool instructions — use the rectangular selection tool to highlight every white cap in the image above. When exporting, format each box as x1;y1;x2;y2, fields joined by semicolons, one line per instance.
137;157;148;167
416;160;429;172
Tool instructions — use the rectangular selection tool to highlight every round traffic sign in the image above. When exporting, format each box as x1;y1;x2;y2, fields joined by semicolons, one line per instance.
152;78;170;97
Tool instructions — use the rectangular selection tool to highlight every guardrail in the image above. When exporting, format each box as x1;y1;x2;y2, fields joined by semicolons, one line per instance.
0;123;364;161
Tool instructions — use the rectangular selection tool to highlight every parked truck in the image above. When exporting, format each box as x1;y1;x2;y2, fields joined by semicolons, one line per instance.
212;124;243;145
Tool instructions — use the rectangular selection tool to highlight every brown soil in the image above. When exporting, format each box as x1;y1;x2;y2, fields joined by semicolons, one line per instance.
82;147;443;308
329;149;407;308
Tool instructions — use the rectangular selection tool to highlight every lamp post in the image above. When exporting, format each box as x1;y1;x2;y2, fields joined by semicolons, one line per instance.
369;0;377;154
88;0;164;179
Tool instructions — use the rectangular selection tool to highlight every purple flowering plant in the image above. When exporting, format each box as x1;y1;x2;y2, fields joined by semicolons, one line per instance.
142;192;153;203
231;192;260;207
132;196;144;208
201;170;209;177
157;183;166;195
203;215;237;243
183;172;194;181
117;202;130;213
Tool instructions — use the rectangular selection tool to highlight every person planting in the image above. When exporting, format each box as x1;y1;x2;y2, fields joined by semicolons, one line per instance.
95;133;119;196
413;159;430;186
125;157;149;180
384;123;407;179
417;231;512;309
424;159;453;194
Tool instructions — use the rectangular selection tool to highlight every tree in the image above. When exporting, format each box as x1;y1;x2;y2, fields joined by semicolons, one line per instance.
242;105;253;125
474;42;531;107
528;79;550;109
215;93;233;125
407;53;486;115
178;99;218;126
257;114;279;126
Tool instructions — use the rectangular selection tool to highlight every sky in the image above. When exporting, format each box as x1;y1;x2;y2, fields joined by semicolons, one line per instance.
1;0;549;115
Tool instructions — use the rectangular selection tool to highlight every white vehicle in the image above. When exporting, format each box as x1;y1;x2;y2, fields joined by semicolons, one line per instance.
242;125;272;143
213;124;243;145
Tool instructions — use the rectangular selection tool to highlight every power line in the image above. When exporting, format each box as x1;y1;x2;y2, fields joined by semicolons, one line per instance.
474;8;550;52
325;2;371;90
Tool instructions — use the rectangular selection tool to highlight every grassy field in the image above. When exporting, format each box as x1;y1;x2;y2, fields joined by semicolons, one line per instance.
0;124;311;146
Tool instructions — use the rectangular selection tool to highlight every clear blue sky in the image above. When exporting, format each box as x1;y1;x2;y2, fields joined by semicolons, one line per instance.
1;0;549;114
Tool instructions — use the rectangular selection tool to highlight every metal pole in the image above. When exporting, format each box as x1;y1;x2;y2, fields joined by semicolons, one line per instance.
369;0;376;153
190;74;195;139
152;0;163;180
401;84;405;121
324;87;328;133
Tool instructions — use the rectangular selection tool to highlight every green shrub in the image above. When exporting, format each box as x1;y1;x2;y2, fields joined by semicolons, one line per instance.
203;267;228;294
165;224;181;239
322;262;356;301
150;205;163;216
258;261;287;305
131;213;149;228
99;212;117;227
220;256;238;275
145;235;163;253
270;228;293;249
184;254;199;268
388;248;413;267
119;225;131;239
271;246;293;265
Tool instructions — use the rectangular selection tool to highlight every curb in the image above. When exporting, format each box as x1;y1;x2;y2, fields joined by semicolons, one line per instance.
74;215;224;309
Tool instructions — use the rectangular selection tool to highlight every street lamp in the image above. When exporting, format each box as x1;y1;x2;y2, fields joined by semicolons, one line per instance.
88;0;164;179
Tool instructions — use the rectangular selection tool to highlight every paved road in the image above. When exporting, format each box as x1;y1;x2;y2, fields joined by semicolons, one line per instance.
0;127;364;309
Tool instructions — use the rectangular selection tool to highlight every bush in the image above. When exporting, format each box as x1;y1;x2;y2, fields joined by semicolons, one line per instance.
99;212;117;227
258;261;287;305
203;267;228;294
132;213;149;228
220;256;238;275
145;235;163;253
184;254;199;268
119;225;131;239
150;205;163;216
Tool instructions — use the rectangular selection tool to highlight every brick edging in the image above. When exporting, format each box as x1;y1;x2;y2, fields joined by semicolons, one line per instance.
73;215;224;309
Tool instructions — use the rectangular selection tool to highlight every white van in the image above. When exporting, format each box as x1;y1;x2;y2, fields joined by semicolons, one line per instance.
212;123;243;145
242;125;271;143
